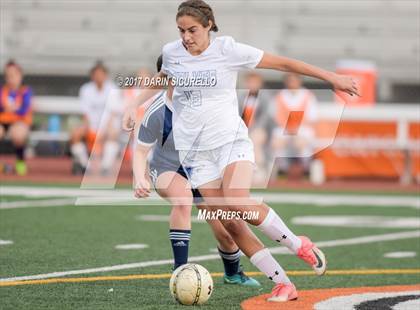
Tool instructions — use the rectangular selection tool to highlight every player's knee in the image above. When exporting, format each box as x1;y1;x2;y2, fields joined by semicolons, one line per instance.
222;195;250;212
172;203;192;217
220;219;244;237
10;124;29;146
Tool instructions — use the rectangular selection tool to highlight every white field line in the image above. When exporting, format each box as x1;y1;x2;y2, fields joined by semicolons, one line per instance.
1;230;419;283
291;215;420;229
137;215;420;229
0;240;14;246
262;193;420;209
0;198;76;210
137;215;206;223
1;186;418;208
383;251;417;258
115;244;149;250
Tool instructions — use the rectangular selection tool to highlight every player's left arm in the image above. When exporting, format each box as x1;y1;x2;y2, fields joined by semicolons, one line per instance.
256;53;360;97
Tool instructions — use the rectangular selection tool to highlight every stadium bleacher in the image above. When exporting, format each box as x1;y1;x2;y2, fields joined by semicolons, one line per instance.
1;0;418;85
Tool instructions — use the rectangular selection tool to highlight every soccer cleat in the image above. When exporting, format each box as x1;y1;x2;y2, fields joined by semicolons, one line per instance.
267;283;298;302
297;236;327;276
15;160;27;176
223;268;261;287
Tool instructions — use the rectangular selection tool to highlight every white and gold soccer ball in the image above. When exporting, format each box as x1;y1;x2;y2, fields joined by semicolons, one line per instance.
169;263;213;306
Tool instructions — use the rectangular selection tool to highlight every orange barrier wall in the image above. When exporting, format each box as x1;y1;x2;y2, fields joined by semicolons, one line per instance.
316;120;420;179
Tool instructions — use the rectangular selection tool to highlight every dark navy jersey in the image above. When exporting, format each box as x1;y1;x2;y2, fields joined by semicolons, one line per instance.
137;92;181;171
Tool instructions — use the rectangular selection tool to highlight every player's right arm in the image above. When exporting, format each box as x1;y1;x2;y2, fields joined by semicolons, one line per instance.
133;143;152;198
133;109;160;198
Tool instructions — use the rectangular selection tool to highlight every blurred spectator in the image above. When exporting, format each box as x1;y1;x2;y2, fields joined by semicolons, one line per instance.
0;60;32;175
270;73;318;180
239;72;274;182
109;68;155;162
121;68;153;130
70;61;122;175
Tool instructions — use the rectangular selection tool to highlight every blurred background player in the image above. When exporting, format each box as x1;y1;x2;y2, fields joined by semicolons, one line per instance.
0;60;32;176
270;73;318;180
117;68;155;162
239;71;275;184
122;68;153;127
70;61;122;175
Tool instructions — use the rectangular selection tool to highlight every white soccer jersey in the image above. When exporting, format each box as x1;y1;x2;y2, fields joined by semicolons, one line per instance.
79;80;117;131
161;36;264;151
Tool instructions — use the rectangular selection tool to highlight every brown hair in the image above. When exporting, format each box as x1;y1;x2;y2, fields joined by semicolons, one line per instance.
5;59;22;74
177;0;218;32
90;60;108;75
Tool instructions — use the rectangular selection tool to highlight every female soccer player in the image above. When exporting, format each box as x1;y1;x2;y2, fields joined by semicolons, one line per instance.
0;60;32;176
124;0;360;302
133;55;260;287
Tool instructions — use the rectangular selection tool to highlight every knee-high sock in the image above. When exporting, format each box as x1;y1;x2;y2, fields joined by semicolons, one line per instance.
71;142;89;167
250;248;291;284
169;229;191;270
101;141;120;170
218;247;240;276
257;208;302;253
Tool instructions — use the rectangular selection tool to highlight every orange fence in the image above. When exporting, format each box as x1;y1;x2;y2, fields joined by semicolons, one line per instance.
316;119;420;180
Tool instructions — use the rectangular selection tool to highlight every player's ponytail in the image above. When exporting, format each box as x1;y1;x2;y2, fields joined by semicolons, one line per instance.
177;0;219;32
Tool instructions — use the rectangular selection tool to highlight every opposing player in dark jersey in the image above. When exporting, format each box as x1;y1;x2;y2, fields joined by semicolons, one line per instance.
133;55;260;287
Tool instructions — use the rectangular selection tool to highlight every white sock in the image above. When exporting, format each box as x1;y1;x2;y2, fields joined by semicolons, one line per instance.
71;142;88;167
101;141;120;170
257;208;302;253
250;248;291;284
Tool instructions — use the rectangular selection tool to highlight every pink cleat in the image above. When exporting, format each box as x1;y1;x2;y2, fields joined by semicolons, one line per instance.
297;236;327;276
267;283;298;302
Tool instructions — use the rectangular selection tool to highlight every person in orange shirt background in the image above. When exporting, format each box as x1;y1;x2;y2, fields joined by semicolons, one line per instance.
270;73;318;180
0;60;33;176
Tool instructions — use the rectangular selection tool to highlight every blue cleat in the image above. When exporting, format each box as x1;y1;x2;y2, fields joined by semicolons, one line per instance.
223;268;261;287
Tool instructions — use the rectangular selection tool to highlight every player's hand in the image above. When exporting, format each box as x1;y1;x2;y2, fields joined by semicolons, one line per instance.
134;178;151;198
122;105;136;132
331;74;361;97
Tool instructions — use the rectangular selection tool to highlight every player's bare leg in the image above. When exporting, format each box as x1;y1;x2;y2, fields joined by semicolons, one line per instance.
156;171;192;269
222;160;327;276
199;185;294;298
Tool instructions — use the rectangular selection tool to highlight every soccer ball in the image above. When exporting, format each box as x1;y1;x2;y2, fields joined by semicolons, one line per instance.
169;263;213;305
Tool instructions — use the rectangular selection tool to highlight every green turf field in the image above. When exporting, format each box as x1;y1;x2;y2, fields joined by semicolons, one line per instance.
0;186;419;309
